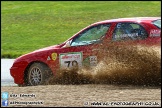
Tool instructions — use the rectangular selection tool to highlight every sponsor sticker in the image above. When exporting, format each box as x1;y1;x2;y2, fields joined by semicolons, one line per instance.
47;56;51;61
89;56;97;66
83;56;98;67
150;29;161;37
51;53;57;61
117;23;122;28
59;52;82;69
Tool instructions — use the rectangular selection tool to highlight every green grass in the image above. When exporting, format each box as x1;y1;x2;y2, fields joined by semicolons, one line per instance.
1;1;161;58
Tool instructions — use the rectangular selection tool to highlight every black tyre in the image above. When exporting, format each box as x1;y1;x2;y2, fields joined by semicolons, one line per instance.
27;62;52;86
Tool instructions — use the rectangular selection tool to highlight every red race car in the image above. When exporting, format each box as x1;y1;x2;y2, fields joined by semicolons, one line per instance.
10;17;161;86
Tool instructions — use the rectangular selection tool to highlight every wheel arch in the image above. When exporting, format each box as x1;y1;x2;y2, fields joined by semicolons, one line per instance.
24;61;53;85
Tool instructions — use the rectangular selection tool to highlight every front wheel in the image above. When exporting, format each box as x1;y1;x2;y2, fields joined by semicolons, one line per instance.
27;63;52;86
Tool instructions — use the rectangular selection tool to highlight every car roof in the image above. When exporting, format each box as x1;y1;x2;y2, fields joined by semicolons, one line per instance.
93;17;161;25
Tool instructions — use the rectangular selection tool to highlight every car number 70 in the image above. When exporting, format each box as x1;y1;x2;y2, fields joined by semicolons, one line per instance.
64;60;78;68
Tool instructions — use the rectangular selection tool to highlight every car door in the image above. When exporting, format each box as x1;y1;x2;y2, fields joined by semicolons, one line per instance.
59;23;111;69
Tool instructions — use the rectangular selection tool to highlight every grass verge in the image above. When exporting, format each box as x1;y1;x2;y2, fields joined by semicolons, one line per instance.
1;1;161;58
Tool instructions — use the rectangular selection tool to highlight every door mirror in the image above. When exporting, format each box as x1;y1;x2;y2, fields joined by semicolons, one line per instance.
62;40;71;48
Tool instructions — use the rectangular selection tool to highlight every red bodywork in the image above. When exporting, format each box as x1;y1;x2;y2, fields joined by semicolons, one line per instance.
10;17;161;85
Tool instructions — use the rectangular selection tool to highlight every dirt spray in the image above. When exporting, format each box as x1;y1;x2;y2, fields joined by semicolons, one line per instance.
47;43;161;86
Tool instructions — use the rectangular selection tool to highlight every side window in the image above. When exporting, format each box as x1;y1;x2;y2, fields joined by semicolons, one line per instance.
112;22;148;41
71;24;110;46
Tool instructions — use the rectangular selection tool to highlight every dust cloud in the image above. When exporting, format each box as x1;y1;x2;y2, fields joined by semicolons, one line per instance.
47;43;161;86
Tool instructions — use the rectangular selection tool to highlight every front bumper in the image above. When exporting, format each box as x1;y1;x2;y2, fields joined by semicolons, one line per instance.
10;66;26;85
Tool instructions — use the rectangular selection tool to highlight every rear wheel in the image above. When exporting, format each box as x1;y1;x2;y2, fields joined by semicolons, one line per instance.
27;63;52;86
